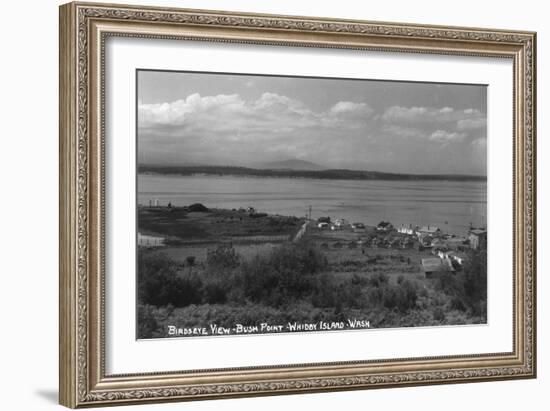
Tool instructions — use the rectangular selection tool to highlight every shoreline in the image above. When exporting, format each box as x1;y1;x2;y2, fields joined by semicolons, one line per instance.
138;205;483;250
138;202;483;239
137;167;487;183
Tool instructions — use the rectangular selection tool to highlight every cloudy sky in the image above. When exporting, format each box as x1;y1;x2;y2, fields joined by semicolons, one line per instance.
137;70;487;175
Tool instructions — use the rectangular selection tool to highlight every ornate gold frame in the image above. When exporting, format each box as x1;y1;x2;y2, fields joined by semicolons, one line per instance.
59;1;536;408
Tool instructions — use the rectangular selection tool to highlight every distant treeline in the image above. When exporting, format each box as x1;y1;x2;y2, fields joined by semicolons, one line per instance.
138;165;487;182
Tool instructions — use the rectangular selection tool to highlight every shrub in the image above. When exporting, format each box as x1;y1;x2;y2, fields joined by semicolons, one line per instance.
202;280;228;304
398;279;419;311
311;273;377;310
432;307;445;322
188;203;209;212
461;250;487;316
382;279;418;313
435;271;461;297
138;252;203;307
239;255;279;303
434;250;487;317
250;212;268;218
207;244;240;269
351;273;369;286
138;252;178;305
269;242;327;276
450;296;467;311
137;304;159;339
368;272;389;287
311;274;338;308
236;242;327;307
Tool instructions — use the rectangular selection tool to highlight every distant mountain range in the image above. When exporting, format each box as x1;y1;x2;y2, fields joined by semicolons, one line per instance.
138;164;487;182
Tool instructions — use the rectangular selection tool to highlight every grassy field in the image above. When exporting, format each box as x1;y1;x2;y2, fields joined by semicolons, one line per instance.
139;206;303;242
138;205;303;265
137;206;487;339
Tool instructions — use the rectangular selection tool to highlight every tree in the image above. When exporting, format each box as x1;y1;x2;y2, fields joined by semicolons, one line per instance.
186;256;196;274
461;250;487;318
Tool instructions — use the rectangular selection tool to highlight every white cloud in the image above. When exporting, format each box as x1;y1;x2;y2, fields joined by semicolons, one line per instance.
381;124;425;139
253;92;305;112
464;108;481;115
381;106;428;122
138;93;376;165
429;130;467;143
138;93;247;127
138;94;486;173
330;101;374;116
139;93;375;134
381;105;485;125
457;117;487;130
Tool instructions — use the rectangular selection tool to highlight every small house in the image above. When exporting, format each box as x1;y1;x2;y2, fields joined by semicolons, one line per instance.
431;238;445;248
435;247;449;258
376;221;393;232
351;222;365;231
445;237;469;251
418;233;433;247
469;229;487;250
446;251;467;266
397;225;414;235
416;225;441;237
137;232;165;248
421;257;454;278
332;218;350;230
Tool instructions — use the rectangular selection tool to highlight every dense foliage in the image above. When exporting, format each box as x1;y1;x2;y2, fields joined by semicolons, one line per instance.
137;242;487;338
435;250;487;317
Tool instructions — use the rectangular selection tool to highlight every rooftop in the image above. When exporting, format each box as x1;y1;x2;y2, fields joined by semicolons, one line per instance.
469;229;487;235
418;226;440;233
421;257;454;273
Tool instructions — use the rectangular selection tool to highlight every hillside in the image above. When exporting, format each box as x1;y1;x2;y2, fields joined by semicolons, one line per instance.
260;159;326;171
138;165;487;182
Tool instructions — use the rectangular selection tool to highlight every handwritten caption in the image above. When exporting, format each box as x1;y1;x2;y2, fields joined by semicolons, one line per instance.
167;319;371;337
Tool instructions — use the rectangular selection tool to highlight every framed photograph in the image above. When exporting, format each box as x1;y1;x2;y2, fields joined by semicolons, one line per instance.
59;2;537;408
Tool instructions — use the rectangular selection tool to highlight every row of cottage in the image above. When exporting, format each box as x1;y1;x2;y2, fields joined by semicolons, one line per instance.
396;224;486;249
377;221;488;253
317;217;487;251
316;217;486;279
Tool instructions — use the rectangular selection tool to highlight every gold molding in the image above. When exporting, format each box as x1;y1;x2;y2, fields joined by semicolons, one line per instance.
59;1;536;408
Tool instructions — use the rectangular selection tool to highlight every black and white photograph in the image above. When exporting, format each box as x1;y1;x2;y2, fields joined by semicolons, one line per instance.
136;70;488;339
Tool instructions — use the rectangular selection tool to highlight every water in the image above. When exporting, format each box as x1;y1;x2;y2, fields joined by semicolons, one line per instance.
138;174;487;236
